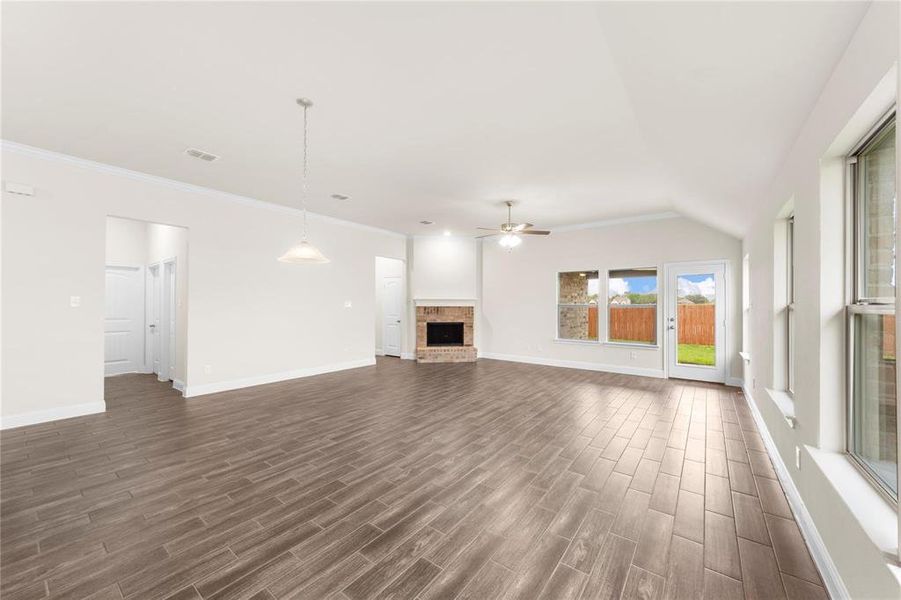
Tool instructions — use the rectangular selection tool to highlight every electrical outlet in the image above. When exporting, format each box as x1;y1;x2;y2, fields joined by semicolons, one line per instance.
795;446;801;469
203;364;212;375
630;351;637;360
344;300;352;308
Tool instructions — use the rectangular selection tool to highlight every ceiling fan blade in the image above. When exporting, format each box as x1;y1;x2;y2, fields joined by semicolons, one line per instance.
476;233;500;239
519;229;550;235
513;223;533;231
476;227;502;232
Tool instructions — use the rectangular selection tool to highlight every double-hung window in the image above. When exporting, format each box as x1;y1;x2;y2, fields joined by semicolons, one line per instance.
607;268;658;345
557;271;599;341
847;111;897;501
786;215;795;394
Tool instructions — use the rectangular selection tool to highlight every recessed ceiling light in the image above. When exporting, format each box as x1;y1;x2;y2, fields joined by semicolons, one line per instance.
184;147;220;162
330;193;350;201
419;220;434;225
443;230;452;236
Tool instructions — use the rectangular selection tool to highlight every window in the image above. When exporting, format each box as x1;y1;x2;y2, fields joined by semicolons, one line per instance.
848;112;897;501
787;215;795;394
557;271;599;341
607;268;657;345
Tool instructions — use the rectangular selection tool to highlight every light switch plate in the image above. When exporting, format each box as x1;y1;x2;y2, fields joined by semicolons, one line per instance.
344;300;352;308
69;296;81;307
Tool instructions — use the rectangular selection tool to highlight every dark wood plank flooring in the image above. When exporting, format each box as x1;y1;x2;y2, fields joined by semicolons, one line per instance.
1;358;827;599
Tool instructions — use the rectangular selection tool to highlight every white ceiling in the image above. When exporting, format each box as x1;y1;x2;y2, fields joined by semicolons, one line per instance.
1;1;868;236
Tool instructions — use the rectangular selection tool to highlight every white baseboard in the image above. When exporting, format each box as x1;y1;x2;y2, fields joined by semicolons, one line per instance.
0;401;106;430
480;352;665;379
726;376;744;387
172;379;186;394
375;348;385;357
401;352;415;360
741;385;849;600
184;358;377;398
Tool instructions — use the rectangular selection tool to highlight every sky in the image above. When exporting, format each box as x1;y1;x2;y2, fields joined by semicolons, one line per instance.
608;275;657;297
677;274;716;300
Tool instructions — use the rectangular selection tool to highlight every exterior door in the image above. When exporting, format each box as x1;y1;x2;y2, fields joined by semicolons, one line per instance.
104;266;144;376
382;276;403;357
665;261;727;383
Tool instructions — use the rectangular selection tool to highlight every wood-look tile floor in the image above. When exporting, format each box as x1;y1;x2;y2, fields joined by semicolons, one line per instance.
1;358;828;600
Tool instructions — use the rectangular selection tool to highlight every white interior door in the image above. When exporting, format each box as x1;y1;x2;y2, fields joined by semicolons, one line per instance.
148;264;161;375
164;261;177;381
104;266;144;376
382;275;403;357
665;261;727;383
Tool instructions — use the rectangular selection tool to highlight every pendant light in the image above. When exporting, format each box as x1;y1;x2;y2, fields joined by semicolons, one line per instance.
278;98;330;264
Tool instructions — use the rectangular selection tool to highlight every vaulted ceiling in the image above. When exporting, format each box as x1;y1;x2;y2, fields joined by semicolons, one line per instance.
1;1;869;236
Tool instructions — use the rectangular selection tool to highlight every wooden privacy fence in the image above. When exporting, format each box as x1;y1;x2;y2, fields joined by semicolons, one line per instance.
607;303;716;345
676;304;715;345
608;305;656;343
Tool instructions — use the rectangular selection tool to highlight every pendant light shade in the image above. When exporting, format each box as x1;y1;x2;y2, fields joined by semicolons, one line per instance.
278;97;330;264
278;240;330;264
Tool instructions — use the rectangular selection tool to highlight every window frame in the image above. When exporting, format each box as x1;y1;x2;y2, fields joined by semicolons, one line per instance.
845;108;898;505
605;267;659;347
555;270;600;343
786;215;795;396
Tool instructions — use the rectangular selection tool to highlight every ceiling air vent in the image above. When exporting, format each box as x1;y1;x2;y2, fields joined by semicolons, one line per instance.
184;148;220;162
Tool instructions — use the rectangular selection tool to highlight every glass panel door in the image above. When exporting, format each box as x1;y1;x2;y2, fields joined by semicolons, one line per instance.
666;262;727;383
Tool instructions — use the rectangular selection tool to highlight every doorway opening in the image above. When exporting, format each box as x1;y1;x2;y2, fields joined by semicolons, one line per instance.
664;260;727;383
105;216;188;394
375;256;406;358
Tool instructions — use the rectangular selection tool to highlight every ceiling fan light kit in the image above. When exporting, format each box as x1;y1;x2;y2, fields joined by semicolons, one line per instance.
477;200;550;250
278;97;331;265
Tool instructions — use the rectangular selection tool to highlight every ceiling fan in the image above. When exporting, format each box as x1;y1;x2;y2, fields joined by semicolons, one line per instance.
477;200;550;248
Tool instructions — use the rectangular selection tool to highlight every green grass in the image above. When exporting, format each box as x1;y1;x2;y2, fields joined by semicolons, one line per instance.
678;343;715;366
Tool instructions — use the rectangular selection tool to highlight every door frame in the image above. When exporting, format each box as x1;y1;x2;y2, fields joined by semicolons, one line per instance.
146;258;177;381
161;257;177;382
663;259;729;383
145;263;161;374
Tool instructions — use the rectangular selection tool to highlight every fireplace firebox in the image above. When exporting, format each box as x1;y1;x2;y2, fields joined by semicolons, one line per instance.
426;322;464;347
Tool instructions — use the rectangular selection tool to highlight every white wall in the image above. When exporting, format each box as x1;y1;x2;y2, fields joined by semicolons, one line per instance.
411;236;477;300
105;216;147;266
481;216;742;380
742;2;899;598
374;256;405;355
1;144;405;425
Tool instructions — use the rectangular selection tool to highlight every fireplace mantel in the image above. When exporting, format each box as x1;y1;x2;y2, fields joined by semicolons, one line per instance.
413;298;476;307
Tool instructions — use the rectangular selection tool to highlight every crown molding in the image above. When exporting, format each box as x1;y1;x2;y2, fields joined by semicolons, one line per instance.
0;140;407;240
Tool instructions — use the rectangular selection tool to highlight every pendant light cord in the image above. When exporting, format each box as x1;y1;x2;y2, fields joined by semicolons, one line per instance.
301;102;309;241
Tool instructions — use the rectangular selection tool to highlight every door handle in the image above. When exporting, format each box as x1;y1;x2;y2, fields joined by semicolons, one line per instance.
396;320;401;323
149;324;156;328
667;325;674;330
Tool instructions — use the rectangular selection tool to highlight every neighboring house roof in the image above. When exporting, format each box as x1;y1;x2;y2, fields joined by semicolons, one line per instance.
610;295;631;305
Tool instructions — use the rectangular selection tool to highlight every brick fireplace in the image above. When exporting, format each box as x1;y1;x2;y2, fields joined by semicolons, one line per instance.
415;304;477;363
